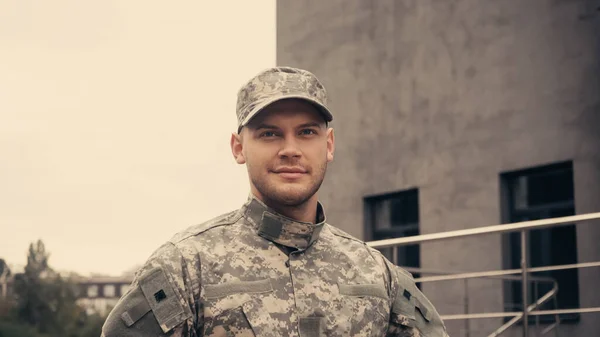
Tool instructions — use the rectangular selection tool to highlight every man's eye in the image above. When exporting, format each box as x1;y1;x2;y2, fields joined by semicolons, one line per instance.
260;131;277;137
300;129;317;135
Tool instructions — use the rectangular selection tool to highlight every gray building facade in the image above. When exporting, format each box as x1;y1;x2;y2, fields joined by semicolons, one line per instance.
277;1;600;336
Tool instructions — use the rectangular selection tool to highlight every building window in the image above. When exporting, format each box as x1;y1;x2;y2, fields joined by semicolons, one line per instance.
87;285;99;298
364;189;420;280
104;284;116;298
501;161;579;323
120;284;131;297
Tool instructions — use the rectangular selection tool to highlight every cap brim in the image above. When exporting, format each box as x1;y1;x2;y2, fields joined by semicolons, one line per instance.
239;94;333;130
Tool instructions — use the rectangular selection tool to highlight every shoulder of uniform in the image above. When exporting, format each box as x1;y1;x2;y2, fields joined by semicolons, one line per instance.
327;225;401;271
395;265;415;280
326;225;392;279
391;264;448;334
326;224;367;244
169;209;243;244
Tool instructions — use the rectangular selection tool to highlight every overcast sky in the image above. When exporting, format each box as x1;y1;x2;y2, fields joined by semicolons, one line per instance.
0;1;275;277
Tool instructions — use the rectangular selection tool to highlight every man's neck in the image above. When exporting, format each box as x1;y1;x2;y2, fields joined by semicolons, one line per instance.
252;192;319;224
271;201;317;224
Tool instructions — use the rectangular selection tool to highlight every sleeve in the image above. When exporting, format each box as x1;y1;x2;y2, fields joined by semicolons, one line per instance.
386;265;450;337
101;242;199;337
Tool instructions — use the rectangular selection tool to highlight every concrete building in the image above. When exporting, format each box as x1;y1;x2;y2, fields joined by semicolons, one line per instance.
77;276;133;316
277;1;600;336
0;271;131;317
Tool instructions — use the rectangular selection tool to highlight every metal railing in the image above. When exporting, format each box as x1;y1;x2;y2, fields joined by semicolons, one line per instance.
366;212;600;337
401;266;561;337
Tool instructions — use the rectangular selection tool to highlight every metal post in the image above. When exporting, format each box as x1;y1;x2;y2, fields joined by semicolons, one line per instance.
552;294;561;337
392;246;398;265
534;280;539;337
521;230;529;337
464;279;470;337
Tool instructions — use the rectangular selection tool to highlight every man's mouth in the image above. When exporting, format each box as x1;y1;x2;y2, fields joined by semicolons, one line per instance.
272;167;307;179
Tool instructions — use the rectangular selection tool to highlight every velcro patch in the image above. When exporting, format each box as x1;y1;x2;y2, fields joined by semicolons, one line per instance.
338;283;388;300
299;316;324;337
258;213;283;240
205;279;273;299
139;267;191;333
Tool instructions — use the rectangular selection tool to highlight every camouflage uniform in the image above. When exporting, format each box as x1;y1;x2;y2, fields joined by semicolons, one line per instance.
101;196;448;337
101;67;449;336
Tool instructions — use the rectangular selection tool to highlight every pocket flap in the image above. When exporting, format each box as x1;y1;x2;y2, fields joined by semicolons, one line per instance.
119;287;152;327
205;279;273;299
414;296;433;322
392;290;416;320
395;288;433;322
139;267;191;333
338;283;388;300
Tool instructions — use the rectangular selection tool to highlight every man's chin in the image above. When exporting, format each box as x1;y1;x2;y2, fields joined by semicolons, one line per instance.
271;189;313;206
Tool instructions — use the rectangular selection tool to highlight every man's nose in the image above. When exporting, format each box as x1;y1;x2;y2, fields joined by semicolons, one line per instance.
278;137;302;158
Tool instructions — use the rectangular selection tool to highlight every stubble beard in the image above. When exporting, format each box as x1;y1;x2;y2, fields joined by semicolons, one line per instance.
249;160;328;208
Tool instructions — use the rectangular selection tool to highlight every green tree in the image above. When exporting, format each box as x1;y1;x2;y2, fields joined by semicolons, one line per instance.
13;240;56;331
0;259;10;278
77;313;106;337
10;240;97;337
0;258;10;303
0;320;51;337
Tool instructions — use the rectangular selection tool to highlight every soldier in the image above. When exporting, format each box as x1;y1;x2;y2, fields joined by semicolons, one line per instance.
101;66;449;336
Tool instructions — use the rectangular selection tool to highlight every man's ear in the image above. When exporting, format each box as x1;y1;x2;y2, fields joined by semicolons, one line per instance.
326;127;335;163
230;132;246;164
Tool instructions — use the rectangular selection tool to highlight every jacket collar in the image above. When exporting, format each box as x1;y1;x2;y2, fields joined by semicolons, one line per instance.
242;194;326;250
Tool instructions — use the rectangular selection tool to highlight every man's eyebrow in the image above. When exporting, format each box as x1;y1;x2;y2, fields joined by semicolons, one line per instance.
252;121;324;131
297;122;324;129
254;123;280;130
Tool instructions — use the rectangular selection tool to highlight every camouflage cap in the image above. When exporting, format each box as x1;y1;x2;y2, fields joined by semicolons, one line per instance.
236;66;333;132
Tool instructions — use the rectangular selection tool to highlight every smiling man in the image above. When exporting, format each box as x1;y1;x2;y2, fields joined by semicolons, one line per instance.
101;67;449;337
231;98;332;225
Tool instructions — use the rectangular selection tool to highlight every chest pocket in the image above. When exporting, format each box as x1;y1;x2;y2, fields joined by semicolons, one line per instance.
202;279;276;337
337;283;390;336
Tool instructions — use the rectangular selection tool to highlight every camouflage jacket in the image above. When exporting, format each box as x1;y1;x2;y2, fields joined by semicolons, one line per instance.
101;195;449;337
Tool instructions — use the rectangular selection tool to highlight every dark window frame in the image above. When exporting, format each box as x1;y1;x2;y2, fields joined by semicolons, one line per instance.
500;161;580;324
364;188;421;282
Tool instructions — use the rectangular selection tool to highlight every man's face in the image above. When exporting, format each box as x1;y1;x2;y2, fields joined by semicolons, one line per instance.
231;99;335;207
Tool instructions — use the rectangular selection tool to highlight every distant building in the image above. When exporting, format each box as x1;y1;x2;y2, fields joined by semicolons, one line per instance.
76;276;133;316
0;271;132;317
278;1;600;337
